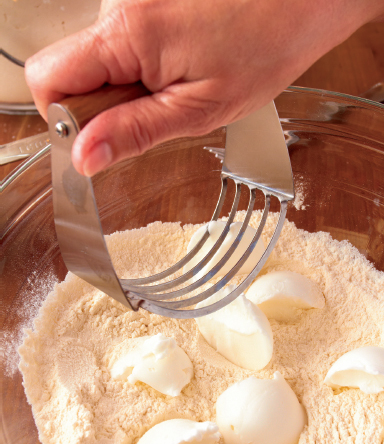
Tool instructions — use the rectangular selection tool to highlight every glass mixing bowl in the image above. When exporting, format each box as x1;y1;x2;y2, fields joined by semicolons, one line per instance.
0;0;100;111
2;86;384;443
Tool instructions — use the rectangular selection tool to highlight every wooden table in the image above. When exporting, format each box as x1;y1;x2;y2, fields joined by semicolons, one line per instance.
1;22;384;181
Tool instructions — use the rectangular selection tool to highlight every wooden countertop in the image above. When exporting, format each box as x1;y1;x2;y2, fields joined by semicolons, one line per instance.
1;22;384;181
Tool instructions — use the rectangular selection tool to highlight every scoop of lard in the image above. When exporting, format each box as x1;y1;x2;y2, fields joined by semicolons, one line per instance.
246;271;325;322
216;372;306;444
324;346;384;394
183;221;266;282
137;419;221;444
110;334;193;397
195;285;273;370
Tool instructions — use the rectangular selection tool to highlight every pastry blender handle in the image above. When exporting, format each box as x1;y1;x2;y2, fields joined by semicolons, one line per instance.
48;82;150;311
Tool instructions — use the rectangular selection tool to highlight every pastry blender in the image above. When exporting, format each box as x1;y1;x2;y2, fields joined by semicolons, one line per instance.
48;83;294;318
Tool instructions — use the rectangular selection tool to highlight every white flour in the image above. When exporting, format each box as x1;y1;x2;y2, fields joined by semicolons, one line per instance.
18;212;384;444
3;268;58;378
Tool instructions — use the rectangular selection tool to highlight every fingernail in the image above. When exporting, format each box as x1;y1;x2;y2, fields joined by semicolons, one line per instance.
83;141;113;177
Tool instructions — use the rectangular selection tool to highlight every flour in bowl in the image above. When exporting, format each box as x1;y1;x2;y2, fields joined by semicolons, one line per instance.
18;212;384;444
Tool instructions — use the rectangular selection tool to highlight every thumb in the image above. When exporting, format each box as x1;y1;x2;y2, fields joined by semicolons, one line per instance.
72;80;226;176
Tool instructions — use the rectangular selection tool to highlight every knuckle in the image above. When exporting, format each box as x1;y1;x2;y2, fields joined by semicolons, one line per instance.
24;55;45;90
184;99;226;135
93;2;160;84
122;112;156;158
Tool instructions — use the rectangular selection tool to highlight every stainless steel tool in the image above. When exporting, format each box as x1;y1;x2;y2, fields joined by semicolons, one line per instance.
48;83;294;319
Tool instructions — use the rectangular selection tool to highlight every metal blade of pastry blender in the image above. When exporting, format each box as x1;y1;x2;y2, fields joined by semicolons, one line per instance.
0;131;50;165
222;101;294;201
48;83;151;311
48;107;134;310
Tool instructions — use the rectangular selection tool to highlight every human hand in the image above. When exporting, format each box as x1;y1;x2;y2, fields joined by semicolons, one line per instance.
25;0;384;176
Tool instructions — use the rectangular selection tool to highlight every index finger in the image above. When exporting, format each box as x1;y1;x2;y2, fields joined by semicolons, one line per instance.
25;9;141;119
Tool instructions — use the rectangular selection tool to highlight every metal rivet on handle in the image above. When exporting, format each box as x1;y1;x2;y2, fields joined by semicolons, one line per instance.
55;122;69;138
